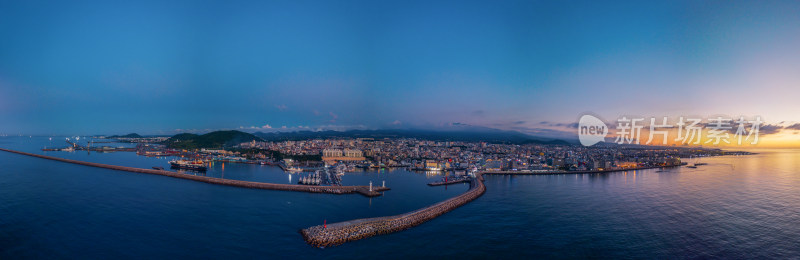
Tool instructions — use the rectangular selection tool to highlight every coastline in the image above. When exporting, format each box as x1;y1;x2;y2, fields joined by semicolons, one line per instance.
0;148;389;197
299;164;694;247
2;146;736;248
483;164;683;176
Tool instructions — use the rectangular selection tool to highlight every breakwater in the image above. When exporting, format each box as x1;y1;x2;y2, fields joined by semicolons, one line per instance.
427;178;471;186
300;174;485;247
0;148;388;197
300;165;684;247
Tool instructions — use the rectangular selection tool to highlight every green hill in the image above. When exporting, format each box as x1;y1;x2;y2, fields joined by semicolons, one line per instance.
164;130;263;149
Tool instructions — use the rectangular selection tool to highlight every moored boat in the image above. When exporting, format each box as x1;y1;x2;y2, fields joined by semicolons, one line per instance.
169;159;207;171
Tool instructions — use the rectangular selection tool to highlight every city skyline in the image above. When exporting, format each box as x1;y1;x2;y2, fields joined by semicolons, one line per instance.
2;0;800;146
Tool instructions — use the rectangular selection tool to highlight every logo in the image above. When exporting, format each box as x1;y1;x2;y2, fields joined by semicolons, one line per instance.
578;114;608;146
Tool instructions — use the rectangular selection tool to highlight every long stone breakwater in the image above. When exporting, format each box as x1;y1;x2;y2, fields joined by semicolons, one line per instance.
427;177;471;186
300;173;486;247
299;164;686;247
0;148;389;197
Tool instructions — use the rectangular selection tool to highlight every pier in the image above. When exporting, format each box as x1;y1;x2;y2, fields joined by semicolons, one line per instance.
300;174;485;247
0;148;389;197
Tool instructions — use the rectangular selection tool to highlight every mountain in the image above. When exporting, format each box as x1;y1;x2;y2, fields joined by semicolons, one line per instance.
107;133;143;138
254;128;570;145
164;130;264;149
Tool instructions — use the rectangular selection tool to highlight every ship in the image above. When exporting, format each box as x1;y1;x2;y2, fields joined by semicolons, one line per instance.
333;164;347;176
298;171;321;185
285;166;303;173
169;159;208;172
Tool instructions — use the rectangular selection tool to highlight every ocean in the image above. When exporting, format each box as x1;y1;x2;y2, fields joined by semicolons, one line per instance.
2;136;799;259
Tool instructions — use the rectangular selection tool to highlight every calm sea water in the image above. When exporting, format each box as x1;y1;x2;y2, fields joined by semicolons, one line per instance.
2;136;799;259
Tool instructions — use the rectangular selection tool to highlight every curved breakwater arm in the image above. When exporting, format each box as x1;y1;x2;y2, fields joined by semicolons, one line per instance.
300;174;485;247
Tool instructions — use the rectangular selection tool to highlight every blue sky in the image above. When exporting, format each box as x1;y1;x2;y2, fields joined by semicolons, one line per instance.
1;0;799;136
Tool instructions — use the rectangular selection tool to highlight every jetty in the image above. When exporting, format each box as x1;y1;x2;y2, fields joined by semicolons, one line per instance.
300;174;485;247
0;148;389;197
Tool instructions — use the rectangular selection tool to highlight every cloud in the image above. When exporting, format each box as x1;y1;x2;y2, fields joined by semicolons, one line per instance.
239;124;273;131
274;104;288;111
759;124;783;135
390;120;402;125
170;128;212;134
702;120;785;136
785;123;800;130
328;111;338;123
508;126;577;140
513;121;526;125
313;109;320;116
471;110;485;116
312;124;369;132
538;121;580;128
176;123;372;135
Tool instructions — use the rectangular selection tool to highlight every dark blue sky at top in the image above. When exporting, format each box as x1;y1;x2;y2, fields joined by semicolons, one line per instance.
1;0;799;135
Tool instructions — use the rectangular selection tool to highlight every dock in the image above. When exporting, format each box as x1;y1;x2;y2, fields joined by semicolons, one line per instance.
300;174;485;247
0;148;389;197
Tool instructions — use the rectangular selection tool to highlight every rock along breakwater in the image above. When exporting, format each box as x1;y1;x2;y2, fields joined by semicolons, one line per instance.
0;148;389;197
300;174;485;247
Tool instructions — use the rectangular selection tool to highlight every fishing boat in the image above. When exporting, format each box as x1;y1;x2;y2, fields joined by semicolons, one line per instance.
169;159;207;172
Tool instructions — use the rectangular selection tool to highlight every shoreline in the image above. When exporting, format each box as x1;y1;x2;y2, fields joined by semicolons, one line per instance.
483;164;683;176
2;146;730;248
299;164;691;247
0;148;389;197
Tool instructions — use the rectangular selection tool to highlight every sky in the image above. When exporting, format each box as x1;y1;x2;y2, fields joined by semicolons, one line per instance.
1;0;800;144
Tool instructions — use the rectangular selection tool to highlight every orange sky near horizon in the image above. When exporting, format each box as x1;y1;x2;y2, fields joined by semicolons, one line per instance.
602;123;800;149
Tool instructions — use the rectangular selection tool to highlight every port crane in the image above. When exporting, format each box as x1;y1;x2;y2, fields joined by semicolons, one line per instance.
65;139;79;148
